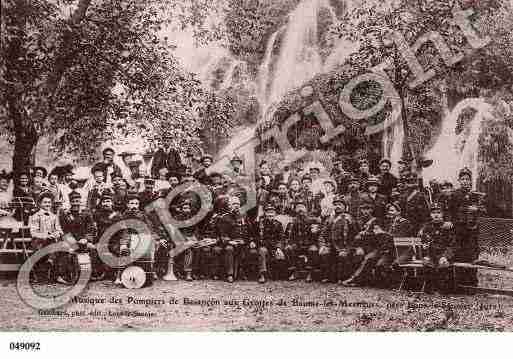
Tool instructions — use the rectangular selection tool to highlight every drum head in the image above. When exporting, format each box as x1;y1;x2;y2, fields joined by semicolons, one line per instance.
121;266;146;289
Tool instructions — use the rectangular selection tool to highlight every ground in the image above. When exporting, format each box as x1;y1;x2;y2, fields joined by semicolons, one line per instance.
1;272;513;331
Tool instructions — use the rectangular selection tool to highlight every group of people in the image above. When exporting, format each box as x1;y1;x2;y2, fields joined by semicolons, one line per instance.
0;142;487;293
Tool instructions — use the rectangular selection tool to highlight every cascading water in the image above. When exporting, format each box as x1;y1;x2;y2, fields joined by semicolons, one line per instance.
219;0;344;161
423;98;493;188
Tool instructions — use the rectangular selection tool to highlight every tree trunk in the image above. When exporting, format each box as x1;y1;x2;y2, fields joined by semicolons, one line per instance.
12;128;38;176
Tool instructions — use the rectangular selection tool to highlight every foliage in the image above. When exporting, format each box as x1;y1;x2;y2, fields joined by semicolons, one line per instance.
0;0;234;171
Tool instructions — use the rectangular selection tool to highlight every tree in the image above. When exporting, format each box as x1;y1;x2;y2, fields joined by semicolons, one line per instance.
0;0;233;173
327;0;510;169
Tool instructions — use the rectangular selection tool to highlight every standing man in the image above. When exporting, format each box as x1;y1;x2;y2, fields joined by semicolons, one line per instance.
361;176;387;223
399;173;430;234
377;158;398;199
93;148;123;187
449;167;486;288
344;176;364;223
151;135;184;179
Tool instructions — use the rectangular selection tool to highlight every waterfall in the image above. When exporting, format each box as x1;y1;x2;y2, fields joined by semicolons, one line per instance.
423;98;493;188
267;0;325;108
257;28;282;116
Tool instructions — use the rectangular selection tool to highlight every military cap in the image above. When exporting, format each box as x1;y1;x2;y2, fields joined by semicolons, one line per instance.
127;160;142;168
68;191;82;201
209;171;223;178
90;163;104;174
102;147;115;156
37;191;54;203
0;170;12;181
366;176;381;187
144;177;155;186
332;195;346;205
111;172;123;180
301;174;312;182
230;154;243;164
293;199;307;207
386;201;402;213
100;189;114;202
126;189;139;201
309;166;320;173
458;167;472;179
201;154;213;162
264;203;276;211
358;159;369;166
379;158;392;167
33;166;48;178
430;202;442;211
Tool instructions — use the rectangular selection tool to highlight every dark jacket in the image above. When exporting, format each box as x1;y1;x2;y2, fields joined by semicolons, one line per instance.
60;209;97;243
216;211;253;245
254;217;284;250
285;216;318;249
151;147;184;178
321;213;357;251
399;189;430;232
418;220;456;260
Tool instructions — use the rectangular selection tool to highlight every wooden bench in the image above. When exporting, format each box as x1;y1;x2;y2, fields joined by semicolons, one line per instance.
0;224;32;272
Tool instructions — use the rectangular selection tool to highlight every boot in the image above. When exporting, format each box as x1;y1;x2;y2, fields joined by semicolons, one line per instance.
288;273;296;281
163;259;178;281
227;275;234;283
114;269;123;286
185;272;193;282
305;271;312;283
258;273;266;284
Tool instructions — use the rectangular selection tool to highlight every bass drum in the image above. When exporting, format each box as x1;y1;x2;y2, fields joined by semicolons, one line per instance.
124;232;155;288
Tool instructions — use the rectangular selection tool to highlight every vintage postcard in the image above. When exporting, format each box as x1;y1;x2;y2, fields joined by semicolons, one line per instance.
1;0;513;339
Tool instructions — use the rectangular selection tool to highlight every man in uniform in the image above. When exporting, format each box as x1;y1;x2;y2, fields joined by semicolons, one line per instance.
93;189;122;280
59;191;98;280
448;167;486;288
361;176;387;223
342;202;385;287
344;175;364;223
285;200;320;283
399;172;430;234
139;177;159;209
377;158;398;199
216;195;253;283
252;204;286;283
418;202;457;293
320;196;358;284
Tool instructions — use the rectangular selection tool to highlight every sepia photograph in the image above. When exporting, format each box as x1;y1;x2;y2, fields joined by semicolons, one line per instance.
1;0;513;338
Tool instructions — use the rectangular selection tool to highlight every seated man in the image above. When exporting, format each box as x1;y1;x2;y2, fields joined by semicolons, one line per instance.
285;200;320;283
216;195;252;283
59;191;98;282
251;204;286;283
28;192;64;283
418;202;457;293
320;196;358;284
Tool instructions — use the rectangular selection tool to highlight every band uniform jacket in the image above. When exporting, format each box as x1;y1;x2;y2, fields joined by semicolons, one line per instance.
321;213;357;252
399;189;430;232
216;211;253;246
448;188;487;229
360;192;387;223
93;208;121;244
378;172;398;199
344;191;364;223
353;216;386;253
255;217;284;251
418;220;456;261
59;209;97;243
285;216;318;250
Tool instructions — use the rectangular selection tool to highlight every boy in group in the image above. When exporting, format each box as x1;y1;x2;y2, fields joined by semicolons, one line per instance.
28;192;64;283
